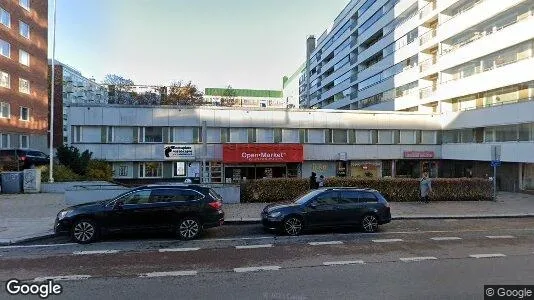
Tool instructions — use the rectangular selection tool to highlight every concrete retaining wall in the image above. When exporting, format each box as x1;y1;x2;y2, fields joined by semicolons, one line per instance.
42;181;114;194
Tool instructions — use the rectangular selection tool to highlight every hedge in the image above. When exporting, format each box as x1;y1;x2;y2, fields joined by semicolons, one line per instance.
240;177;492;203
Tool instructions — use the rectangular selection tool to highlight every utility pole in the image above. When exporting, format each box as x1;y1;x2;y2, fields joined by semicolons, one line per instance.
48;0;57;183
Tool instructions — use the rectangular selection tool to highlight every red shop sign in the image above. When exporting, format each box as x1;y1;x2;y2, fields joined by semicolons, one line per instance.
403;151;435;159
223;144;304;163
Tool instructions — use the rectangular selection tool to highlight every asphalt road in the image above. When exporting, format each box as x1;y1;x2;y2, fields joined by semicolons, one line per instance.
1;219;533;299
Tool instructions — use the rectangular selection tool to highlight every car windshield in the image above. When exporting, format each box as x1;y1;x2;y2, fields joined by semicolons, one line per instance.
294;190;323;205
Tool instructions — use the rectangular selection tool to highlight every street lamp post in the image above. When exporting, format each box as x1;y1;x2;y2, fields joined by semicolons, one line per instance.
49;0;57;183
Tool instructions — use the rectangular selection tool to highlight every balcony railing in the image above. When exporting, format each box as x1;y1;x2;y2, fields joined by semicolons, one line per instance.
419;1;436;19
419;28;436;46
419;86;437;99
419;56;437;72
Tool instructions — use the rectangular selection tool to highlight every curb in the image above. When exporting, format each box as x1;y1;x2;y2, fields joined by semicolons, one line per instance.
224;214;534;224
0;232;56;246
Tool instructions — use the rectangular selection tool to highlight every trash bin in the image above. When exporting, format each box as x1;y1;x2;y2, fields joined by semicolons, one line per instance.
1;172;24;194
23;169;41;193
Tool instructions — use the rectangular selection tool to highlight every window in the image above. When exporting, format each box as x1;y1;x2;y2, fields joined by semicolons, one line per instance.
19;50;29;66
339;190;360;204
0;39;10;57
274;128;282;143
333;129;348;144
378;130;394;144
0;71;9;88
105;126;113;143
400;130;416;144
282;129;299;143
143;127;162;143
221;128;230;143
19;0;30;11
299;129;308;143
19;21;30;39
1;7;10;27
314;191;339;206
355;130;371;144
150;189;201;203
1;133;10;148
359;191;378;203
247;128;257;143
122;190;152;205
19;78;30;94
0;102;10;118
173;162;186;177
229;128;247;143
19;107;29;121
19;135;29;148
139;162;162;178
421;131;437;144
118;166;129;177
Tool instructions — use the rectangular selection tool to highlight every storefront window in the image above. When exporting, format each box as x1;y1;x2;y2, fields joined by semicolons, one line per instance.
140;162;162;178
173;162;186;177
350;161;382;178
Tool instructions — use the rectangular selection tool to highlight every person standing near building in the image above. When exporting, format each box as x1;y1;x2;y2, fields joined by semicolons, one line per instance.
318;175;325;188
309;172;318;189
420;172;432;203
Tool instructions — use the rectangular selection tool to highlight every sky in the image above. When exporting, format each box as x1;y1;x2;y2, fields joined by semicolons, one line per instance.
47;0;350;91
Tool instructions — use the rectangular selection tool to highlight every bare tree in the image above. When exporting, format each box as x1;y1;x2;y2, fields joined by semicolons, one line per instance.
102;74;135;104
162;81;204;106
220;85;238;107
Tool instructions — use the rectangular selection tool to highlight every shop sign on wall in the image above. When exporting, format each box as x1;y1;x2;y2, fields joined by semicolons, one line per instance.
164;145;195;160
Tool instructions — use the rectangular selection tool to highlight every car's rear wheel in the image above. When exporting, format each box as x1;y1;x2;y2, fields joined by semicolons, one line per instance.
361;214;378;233
283;216;303;236
71;219;99;244
177;217;201;240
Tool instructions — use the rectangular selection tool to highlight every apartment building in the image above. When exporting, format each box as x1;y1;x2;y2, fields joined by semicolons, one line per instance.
299;0;534;114
0;0;48;151
49;60;108;147
282;63;305;108
204;88;289;108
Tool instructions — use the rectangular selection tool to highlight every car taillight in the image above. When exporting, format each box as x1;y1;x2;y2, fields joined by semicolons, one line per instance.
208;201;222;210
20;156;26;161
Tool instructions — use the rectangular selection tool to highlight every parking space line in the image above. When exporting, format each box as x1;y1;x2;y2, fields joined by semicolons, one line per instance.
33;275;91;282
308;241;344;246
372;239;403;243
469;253;506;258
72;250;119;255
400;257;437;262
158;248;200;252
138;271;197;278
486;235;515;239
323;260;365;266
234;266;281;273
235;244;273;249
430;237;462;241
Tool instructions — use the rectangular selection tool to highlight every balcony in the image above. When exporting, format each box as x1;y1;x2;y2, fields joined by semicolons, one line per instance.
419;1;436;19
419;86;437;99
419;56;437;72
419;28;436;46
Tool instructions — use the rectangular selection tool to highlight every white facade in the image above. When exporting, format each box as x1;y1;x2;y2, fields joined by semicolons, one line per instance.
283;63;306;108
299;0;534;114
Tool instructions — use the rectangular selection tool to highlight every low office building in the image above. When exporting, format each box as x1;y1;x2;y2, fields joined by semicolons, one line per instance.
203;88;289;108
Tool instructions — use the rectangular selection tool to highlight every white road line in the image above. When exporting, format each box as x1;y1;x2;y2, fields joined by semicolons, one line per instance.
400;257;438;262
138;271;197;278
469;253;507;259
372;239;403;243
431;237;462;241
206;236;273;242
72;250;119;255
235;244;273;249
234;266;281;273
323;260;365;266
0;243;76;249
158;247;200;252
308;241;344;246
486;235;515;239
33;275;91;282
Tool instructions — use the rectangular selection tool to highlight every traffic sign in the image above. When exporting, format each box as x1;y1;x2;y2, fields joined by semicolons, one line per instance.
490;160;501;167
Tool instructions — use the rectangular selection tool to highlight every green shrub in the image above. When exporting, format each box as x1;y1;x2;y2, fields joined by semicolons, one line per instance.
56;145;93;176
40;165;82;182
240;177;492;203
86;160;113;181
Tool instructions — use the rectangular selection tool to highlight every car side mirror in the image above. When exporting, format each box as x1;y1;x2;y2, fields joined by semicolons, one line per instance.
309;202;318;209
114;201;124;210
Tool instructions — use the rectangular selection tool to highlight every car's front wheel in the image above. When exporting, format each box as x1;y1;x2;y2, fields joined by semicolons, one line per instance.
283;216;303;236
71;219;99;244
177;217;201;240
361;214;378;233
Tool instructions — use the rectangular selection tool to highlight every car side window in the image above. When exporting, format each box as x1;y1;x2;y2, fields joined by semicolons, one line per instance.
149;189;177;203
359;191;378;203
314;191;339;205
122;190;152;205
339;191;359;204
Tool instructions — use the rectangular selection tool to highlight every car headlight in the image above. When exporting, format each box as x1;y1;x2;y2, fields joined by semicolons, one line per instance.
57;210;72;220
268;211;282;218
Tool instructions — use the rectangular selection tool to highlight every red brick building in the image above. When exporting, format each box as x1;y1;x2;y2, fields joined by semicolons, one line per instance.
0;0;48;150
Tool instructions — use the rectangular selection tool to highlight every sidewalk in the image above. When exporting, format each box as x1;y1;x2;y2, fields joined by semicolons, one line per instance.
1;192;534;245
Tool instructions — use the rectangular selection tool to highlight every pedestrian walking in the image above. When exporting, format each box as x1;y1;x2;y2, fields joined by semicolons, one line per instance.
309;172;318;189
420;172;432;203
318;175;325;188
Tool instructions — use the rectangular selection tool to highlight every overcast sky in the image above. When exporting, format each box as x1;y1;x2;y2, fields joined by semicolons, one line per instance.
48;0;350;90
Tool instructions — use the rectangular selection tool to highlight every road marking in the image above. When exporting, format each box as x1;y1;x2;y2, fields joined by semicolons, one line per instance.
206;236;273;242
323;260;365;266
469;253;506;259
234;266;281;273
138;271;197;278
372;239;403;243
308;241;344;246
0;243;76;249
400;257;438;262
33;275;91;282
486;235;515;239
431;237;462;241
235;244;273;249
158;247;200;252
72;250;119;255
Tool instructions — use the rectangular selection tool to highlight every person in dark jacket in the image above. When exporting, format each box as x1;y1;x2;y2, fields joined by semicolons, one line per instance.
309;172;318;189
